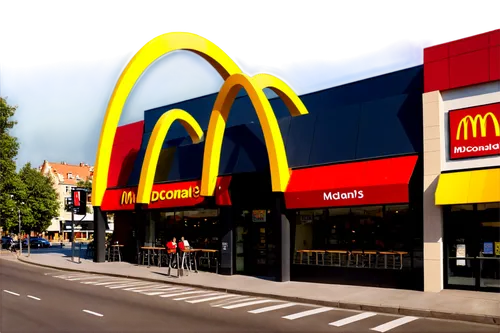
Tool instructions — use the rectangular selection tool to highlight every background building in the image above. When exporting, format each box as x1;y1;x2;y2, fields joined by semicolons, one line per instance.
39;161;95;240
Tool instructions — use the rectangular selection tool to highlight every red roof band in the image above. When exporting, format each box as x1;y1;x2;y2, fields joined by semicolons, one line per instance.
284;155;418;209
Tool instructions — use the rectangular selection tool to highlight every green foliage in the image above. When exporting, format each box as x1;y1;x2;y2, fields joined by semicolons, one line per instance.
18;163;60;232
76;179;92;191
0;98;60;233
0;97;24;232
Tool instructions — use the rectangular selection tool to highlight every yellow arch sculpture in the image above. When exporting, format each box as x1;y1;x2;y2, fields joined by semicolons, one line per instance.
200;72;308;197
92;32;242;206
136;109;204;204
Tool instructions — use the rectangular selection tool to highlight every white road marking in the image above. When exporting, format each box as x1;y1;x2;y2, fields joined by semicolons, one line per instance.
108;282;150;289
211;297;258;307
67;276;109;281
27;295;41;301
54;274;86;279
173;293;221;301
123;284;160;291
329;312;377;327
186;294;236;304
222;299;276;309
89;279;130;285
370;316;419;332
248;303;297;314
166;291;212;299
283;307;334;320
159;290;200;298
141;287;181;295
3;290;20;296
83;310;103;317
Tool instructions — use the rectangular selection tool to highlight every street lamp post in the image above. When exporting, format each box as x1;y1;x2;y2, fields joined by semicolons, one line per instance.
18;207;22;254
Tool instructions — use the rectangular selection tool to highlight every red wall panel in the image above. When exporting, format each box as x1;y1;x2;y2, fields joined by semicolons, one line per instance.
449;32;489;57
449;49;490;89
424;43;449;62
424;29;500;93
424;58;449;92
490;29;500;46
490;46;500;81
107;121;144;188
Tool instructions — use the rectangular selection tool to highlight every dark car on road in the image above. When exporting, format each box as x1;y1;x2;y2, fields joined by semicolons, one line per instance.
11;237;51;250
1;236;14;249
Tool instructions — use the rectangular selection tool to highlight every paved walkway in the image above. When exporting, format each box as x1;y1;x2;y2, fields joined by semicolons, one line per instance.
14;251;500;326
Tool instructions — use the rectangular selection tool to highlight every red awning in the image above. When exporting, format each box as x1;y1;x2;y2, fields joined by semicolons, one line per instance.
284;155;418;209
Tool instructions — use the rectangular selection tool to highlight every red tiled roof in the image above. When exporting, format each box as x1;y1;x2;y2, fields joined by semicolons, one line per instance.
427;26;500;48
40;161;93;185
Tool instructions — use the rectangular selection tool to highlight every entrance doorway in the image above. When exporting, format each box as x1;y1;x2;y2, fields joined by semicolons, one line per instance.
234;209;277;278
444;203;500;292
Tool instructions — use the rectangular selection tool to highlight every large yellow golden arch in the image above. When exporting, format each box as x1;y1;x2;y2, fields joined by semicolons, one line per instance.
136;109;204;204
91;32;242;206
200;73;308;197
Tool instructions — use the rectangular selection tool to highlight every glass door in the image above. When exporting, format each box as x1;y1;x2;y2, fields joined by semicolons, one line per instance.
477;203;500;291
444;203;500;292
444;205;477;288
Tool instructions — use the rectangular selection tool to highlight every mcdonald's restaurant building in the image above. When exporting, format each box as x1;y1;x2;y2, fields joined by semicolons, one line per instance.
95;61;424;289
423;29;500;293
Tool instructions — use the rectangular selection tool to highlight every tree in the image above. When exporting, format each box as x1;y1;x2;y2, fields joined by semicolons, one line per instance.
0;97;25;232
18;163;60;233
76;179;93;213
76;179;92;192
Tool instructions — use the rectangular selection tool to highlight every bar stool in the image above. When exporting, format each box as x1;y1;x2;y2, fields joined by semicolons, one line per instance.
110;244;122;262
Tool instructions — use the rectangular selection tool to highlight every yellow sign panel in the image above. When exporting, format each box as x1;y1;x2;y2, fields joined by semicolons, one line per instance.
92;32;308;206
495;242;500;256
456;112;500;140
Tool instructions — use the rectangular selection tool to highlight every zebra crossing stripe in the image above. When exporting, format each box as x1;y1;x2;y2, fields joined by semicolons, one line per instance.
370;316;418;332
186;294;236;304
282;307;333;320
222;299;275;309
248;303;297;314
173;292;220;301
329;312;377;327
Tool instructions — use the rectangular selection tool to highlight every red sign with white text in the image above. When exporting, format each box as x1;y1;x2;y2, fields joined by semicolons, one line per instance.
284;156;417;209
100;177;231;211
285;185;410;209
449;103;500;160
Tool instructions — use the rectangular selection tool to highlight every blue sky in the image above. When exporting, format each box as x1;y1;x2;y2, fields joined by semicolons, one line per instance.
0;39;432;167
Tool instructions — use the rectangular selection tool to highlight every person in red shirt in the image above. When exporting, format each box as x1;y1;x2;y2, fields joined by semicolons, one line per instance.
178;239;185;251
166;237;177;253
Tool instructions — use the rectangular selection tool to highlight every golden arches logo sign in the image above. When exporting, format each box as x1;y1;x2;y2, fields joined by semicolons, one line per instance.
456;112;500;140
92;32;308;207
449;104;500;160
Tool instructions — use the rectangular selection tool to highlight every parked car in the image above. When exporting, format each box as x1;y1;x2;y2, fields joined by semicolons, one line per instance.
11;237;51;250
30;238;51;248
1;236;14;249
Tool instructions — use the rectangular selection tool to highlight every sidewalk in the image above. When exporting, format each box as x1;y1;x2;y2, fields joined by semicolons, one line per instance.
17;252;499;326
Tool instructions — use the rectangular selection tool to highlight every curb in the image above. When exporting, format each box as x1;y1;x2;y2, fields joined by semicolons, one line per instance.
17;257;499;326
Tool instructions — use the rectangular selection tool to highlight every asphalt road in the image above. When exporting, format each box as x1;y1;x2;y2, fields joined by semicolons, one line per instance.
0;254;498;333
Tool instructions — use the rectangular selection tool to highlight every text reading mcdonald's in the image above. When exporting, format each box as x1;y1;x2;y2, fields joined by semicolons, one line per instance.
448;103;500;160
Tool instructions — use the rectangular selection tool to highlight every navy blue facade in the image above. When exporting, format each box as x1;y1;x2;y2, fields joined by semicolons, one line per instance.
126;66;423;186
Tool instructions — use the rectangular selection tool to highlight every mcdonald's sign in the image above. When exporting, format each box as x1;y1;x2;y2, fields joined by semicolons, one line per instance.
449;103;500;160
100;179;231;211
91;32;308;208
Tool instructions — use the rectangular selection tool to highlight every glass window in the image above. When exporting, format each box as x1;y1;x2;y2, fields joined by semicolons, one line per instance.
293;204;413;270
150;208;220;249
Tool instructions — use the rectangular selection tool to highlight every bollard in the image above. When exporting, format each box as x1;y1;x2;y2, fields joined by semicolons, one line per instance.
78;242;82;263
